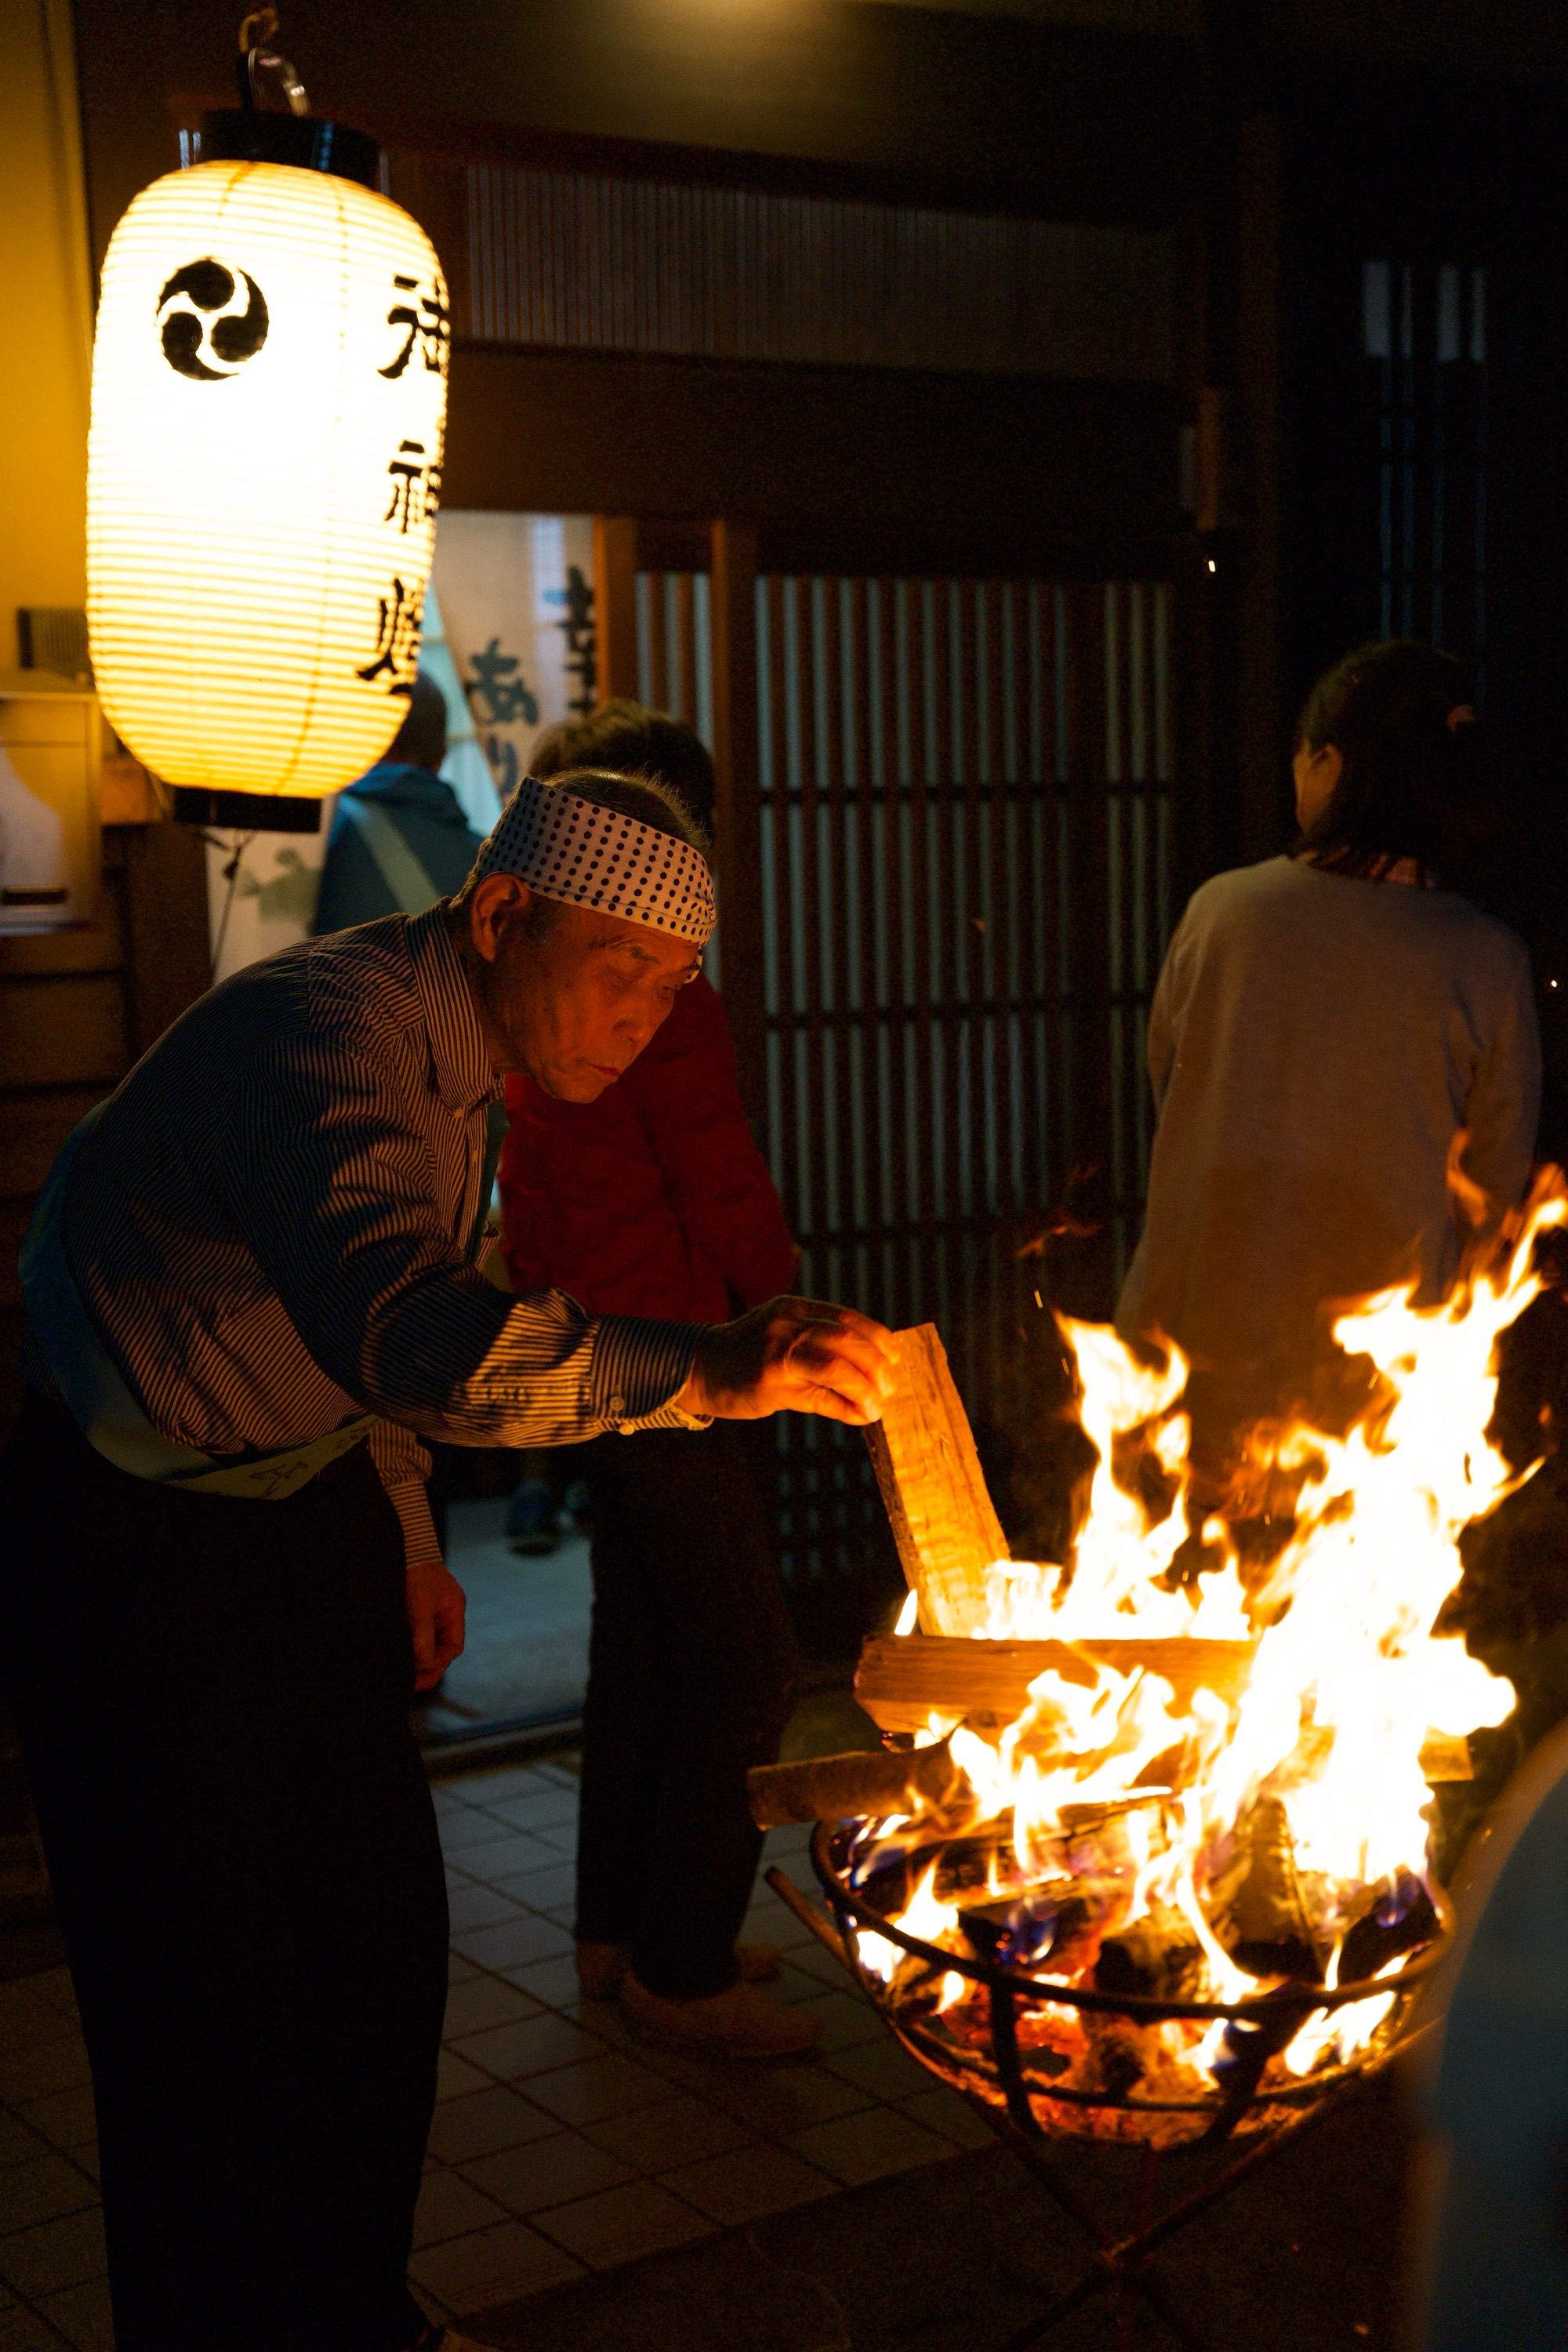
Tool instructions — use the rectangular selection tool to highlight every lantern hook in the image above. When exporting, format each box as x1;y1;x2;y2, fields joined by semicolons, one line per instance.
237;8;310;117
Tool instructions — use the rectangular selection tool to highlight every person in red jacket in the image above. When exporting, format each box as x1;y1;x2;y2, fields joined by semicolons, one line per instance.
499;705;809;2058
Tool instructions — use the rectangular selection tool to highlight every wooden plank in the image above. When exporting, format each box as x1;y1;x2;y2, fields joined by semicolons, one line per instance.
863;1321;1008;1635
855;1635;1473;1788
856;1631;1258;1732
747;1740;967;1829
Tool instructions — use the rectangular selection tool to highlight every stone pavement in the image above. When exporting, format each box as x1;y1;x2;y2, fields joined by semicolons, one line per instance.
0;1751;992;2348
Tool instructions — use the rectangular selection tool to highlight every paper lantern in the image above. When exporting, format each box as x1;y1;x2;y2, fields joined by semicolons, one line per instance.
87;125;448;797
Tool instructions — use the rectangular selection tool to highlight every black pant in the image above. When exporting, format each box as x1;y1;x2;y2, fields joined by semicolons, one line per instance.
574;1423;797;2001
0;1394;446;2352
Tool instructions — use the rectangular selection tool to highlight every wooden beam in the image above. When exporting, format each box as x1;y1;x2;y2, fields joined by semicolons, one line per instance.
708;517;765;1128
591;515;638;702
445;351;1183;559
855;1632;1258;1733
864;1323;1009;1636
118;820;210;1058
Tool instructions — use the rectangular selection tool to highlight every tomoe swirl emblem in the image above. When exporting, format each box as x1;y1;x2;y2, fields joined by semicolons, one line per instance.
156;258;269;380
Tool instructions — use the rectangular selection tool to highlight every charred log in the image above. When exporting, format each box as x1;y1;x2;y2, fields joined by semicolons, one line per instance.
1094;1904;1206;2002
1338;1871;1440;1984
746;1740;973;1828
1210;1795;1323;1980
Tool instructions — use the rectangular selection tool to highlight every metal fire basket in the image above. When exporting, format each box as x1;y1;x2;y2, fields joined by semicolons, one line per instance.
765;1824;1450;2352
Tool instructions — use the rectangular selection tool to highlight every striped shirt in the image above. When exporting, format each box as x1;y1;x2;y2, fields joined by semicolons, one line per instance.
23;906;706;1560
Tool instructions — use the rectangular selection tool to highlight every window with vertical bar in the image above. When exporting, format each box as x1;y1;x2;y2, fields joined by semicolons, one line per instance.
1362;259;1489;692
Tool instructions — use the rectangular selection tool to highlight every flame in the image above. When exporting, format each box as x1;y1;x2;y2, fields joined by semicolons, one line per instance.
852;1174;1568;2112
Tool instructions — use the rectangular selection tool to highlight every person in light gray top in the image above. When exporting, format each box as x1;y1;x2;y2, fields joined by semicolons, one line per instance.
1120;641;1540;1461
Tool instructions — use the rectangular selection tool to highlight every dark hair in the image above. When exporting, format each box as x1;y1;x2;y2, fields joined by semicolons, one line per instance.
1292;639;1494;884
530;701;717;837
386;672;448;774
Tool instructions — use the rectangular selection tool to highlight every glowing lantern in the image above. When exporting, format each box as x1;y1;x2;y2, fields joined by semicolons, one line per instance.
87;111;448;798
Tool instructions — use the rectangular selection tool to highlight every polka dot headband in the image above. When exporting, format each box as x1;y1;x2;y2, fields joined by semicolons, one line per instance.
473;777;716;949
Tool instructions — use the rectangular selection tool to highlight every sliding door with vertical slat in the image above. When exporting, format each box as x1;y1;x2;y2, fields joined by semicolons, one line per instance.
626;553;1179;1641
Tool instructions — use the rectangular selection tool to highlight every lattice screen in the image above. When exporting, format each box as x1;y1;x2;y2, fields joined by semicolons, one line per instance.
1362;259;1489;694
632;568;1178;1628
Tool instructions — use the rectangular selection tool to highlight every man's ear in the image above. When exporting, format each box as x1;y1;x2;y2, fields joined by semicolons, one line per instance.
468;873;535;965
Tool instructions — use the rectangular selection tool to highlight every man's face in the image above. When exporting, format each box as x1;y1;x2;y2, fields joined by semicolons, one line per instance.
466;877;702;1100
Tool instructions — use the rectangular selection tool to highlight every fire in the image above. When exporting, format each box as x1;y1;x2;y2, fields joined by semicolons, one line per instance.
850;1173;1568;2111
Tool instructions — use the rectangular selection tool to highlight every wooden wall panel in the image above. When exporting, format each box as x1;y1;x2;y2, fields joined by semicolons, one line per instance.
0;976;125;1091
0;822;212;1433
460;162;1176;383
445;350;1184;564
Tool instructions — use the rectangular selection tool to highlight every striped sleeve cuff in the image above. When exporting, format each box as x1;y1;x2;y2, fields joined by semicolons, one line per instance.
383;1477;445;1569
591;1316;710;1432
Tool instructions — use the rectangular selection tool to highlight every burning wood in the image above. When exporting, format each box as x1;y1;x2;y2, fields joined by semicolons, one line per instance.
746;1740;970;1828
854;1634;1474;1781
826;1181;1568;2123
865;1323;1008;1635
855;1631;1257;1733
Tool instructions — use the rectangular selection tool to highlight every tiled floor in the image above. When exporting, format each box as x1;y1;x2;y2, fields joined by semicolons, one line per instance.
0;1755;990;2345
416;1500;593;1741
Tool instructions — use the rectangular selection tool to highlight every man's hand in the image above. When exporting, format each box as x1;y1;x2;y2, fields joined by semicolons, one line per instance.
406;1556;467;1691
677;1298;898;1427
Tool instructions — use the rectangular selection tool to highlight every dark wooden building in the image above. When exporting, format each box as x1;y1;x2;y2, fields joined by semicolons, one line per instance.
5;0;1568;1646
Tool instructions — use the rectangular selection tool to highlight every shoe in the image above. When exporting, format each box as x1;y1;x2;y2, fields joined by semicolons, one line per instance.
620;1970;823;2058
504;1477;560;1556
575;1939;782;2001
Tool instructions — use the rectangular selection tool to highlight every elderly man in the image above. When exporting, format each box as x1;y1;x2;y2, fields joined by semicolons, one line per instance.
1;771;895;2352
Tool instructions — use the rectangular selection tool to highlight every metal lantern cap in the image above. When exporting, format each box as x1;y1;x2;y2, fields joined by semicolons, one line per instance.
200;109;379;190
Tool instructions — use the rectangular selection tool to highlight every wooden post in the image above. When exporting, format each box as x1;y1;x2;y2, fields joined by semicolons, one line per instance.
1233;111;1285;864
592;515;638;702
866;1323;1009;1636
708;517;765;1128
